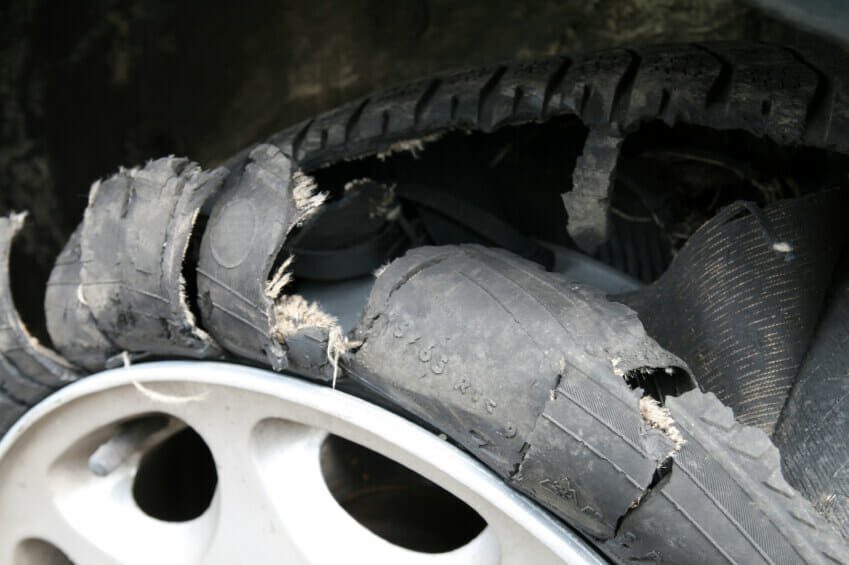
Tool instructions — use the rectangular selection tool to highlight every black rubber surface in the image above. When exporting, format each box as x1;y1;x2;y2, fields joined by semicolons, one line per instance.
0;40;843;561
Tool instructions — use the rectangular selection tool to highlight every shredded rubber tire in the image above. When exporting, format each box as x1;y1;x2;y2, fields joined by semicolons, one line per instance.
46;41;849;380
0;214;79;434
3;40;847;561
347;245;847;564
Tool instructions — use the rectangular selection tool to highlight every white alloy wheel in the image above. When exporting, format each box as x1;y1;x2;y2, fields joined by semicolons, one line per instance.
0;361;603;565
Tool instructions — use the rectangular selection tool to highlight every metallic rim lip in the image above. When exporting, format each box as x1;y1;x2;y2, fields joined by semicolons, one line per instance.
0;360;604;564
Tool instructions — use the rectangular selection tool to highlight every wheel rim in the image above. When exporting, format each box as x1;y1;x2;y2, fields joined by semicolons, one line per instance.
0;361;603;564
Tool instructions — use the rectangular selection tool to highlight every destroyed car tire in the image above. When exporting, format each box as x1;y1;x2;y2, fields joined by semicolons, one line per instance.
0;41;846;562
346;245;848;564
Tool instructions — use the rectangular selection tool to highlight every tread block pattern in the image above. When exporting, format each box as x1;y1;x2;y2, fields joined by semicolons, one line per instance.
481;57;570;128
77;157;226;362
294;98;374;163
545;48;635;126
420;65;506;130
789;43;849;162
624;44;722;127
268;42;849;175
700;43;816;145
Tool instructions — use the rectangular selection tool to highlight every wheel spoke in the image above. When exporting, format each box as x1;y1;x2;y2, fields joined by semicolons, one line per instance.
200;417;499;564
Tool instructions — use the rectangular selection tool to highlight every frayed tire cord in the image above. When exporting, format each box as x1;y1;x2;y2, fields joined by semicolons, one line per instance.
0;41;846;563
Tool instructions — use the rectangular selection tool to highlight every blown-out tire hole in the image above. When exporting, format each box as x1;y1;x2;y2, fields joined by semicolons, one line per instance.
319;434;487;553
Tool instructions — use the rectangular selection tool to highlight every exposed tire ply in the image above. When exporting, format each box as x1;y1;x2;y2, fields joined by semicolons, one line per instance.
622;190;849;434
563;127;624;252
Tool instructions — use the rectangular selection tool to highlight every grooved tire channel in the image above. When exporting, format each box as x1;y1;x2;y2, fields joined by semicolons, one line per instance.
0;41;842;562
263;41;849;171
